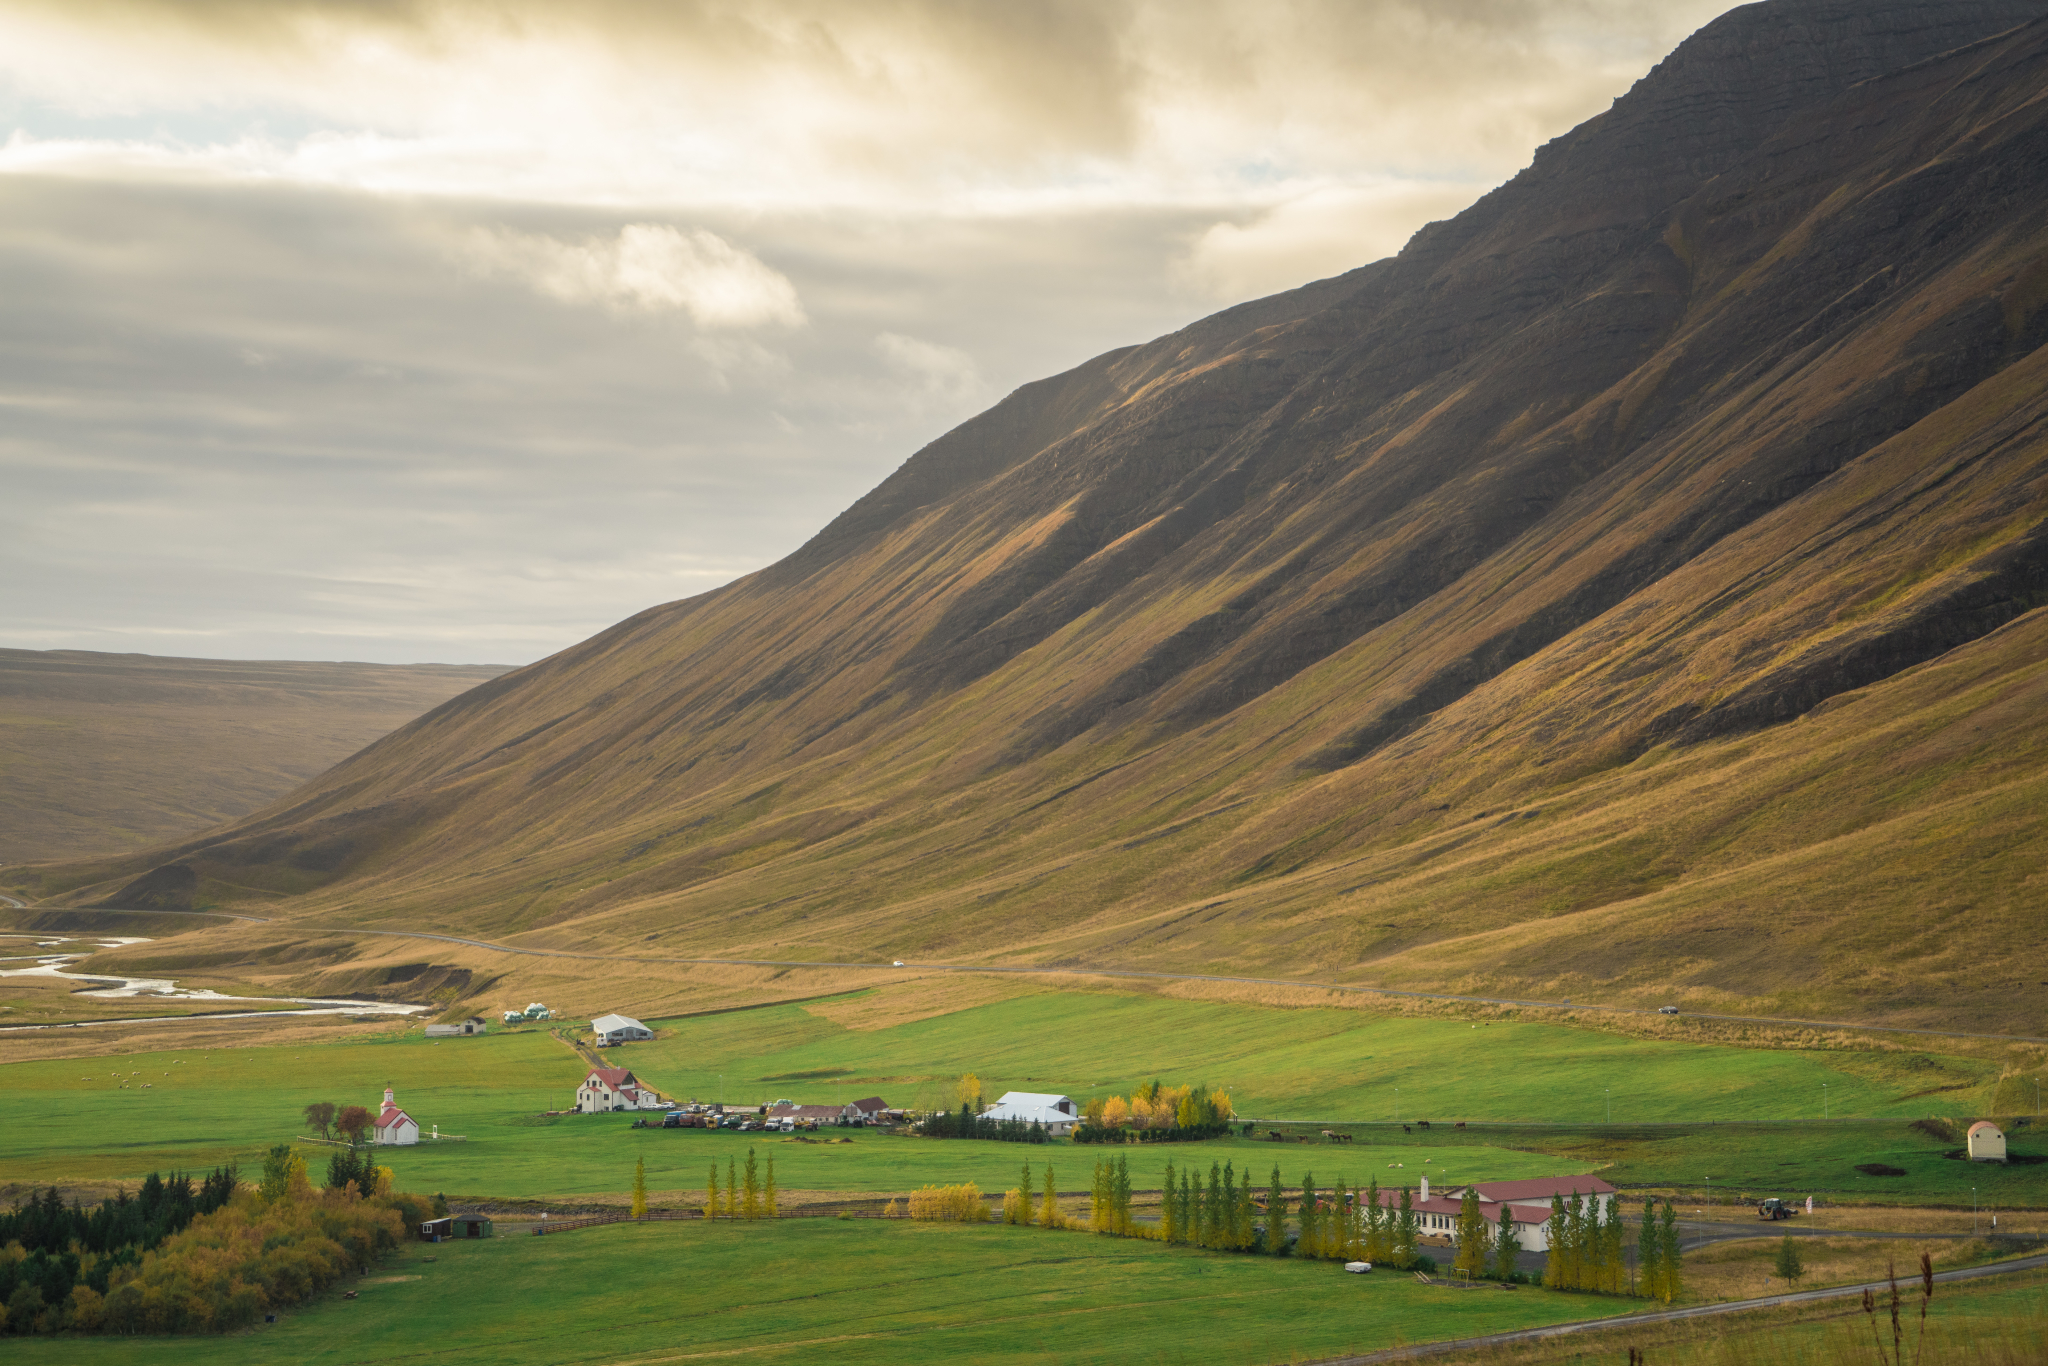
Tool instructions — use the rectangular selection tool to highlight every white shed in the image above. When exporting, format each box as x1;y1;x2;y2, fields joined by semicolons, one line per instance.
592;1013;654;1044
1967;1121;2006;1162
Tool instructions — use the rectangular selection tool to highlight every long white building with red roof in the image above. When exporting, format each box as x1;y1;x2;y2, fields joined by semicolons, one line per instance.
1366;1174;1618;1253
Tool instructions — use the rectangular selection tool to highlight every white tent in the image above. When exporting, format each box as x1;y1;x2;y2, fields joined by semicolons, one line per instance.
591;1013;653;1044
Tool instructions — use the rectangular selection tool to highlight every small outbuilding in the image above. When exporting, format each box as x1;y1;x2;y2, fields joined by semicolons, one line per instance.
1967;1121;2007;1162
426;1016;488;1038
421;1215;494;1241
592;1013;654;1045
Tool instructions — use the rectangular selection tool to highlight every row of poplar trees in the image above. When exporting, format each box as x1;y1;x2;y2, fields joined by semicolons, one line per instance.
701;1149;777;1219
1540;1193;1684;1301
1083;1155;1441;1267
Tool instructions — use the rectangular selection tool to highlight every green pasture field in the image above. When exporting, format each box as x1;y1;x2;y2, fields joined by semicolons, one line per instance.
0;1025;1580;1197
2;989;2040;1206
3;1216;1643;1366
619;992;2001;1124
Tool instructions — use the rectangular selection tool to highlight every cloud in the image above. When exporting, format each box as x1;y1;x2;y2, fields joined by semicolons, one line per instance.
873;332;987;412
457;223;804;328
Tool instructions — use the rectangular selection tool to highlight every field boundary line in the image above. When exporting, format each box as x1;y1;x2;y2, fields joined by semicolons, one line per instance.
1303;1251;2048;1364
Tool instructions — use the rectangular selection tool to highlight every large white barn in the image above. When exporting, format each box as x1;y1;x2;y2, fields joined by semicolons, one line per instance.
591;1013;654;1045
982;1092;1079;1135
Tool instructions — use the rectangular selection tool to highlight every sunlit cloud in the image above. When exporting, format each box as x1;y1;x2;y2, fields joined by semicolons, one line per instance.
457;224;805;328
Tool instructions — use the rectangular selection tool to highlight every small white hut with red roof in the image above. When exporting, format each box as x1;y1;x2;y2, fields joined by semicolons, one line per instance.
373;1084;420;1146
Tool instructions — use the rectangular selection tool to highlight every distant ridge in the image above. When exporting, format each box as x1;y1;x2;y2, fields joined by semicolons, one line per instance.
20;0;2048;1034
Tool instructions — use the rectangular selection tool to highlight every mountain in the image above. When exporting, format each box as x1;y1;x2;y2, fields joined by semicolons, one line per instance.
17;0;2048;1033
0;650;507;863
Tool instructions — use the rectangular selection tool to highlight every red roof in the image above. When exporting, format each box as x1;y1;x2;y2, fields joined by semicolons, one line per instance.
1460;1177;1616;1205
850;1096;889;1113
585;1067;638;1089
375;1106;414;1129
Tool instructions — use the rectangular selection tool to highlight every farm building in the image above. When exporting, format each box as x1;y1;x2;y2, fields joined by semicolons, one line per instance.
421;1215;494;1241
850;1096;890;1121
577;1066;661;1112
1422;1176;1619;1253
983;1092;1079;1135
426;1017;487;1038
592;1012;654;1044
373;1086;420;1146
1968;1121;2007;1162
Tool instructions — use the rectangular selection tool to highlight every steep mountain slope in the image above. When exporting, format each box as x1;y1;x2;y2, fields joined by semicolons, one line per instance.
21;0;2048;1032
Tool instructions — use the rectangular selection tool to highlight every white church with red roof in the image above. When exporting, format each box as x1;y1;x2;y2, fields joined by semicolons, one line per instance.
373;1085;420;1146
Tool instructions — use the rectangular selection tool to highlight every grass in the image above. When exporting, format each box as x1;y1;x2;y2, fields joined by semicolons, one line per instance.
0;1216;1646;1366
1418;1265;2048;1365
618;991;2006;1124
3;990;2044;1206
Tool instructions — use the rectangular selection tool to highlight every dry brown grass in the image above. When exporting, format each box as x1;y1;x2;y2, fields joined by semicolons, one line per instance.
1682;1238;1988;1302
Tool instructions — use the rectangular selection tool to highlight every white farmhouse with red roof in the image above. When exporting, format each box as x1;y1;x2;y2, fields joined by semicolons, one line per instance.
1370;1175;1617;1254
373;1085;420;1146
577;1066;660;1113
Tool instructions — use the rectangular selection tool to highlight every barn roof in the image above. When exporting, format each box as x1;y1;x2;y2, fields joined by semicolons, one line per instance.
850;1096;889;1113
1968;1120;2003;1136
585;1066;638;1088
592;1013;647;1033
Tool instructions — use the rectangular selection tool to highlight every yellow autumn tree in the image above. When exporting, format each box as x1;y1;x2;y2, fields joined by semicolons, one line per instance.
632;1156;648;1218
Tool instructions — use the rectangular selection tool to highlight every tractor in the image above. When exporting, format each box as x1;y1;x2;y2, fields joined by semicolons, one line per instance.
1758;1198;1795;1221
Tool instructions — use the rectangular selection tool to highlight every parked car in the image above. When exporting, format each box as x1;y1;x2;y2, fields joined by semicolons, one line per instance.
1658;1005;1680;1015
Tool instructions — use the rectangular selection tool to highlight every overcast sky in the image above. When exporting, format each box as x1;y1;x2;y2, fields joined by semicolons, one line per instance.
0;0;1735;665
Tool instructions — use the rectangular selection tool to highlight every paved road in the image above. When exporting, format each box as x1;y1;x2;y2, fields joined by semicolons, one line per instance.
13;904;2047;1045
1308;1250;2048;1364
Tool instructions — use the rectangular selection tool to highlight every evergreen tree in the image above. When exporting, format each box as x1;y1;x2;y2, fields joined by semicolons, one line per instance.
1566;1193;1586;1289
1773;1235;1804;1286
743;1148;761;1220
1162;1160;1178;1242
1490;1201;1519;1281
1363;1177;1385;1261
1267;1164;1287;1255
725;1157;738;1222
706;1164;719;1220
1637;1197;1661;1300
1196;1163;1212;1253
1040;1164;1059;1229
1604;1198;1625;1293
1453;1187;1486;1277
1180;1170;1196;1244
632;1156;648;1219
765;1154;778;1219
1545;1193;1567;1287
1396;1185;1418;1267
1114;1153;1133;1235
1298;1174;1318;1260
1658;1201;1682;1303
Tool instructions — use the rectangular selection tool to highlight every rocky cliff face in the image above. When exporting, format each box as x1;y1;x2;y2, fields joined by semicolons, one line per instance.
31;0;2048;1031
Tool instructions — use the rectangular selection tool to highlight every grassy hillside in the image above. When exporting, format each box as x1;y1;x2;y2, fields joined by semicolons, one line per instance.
0;650;504;863
13;5;2048;1034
